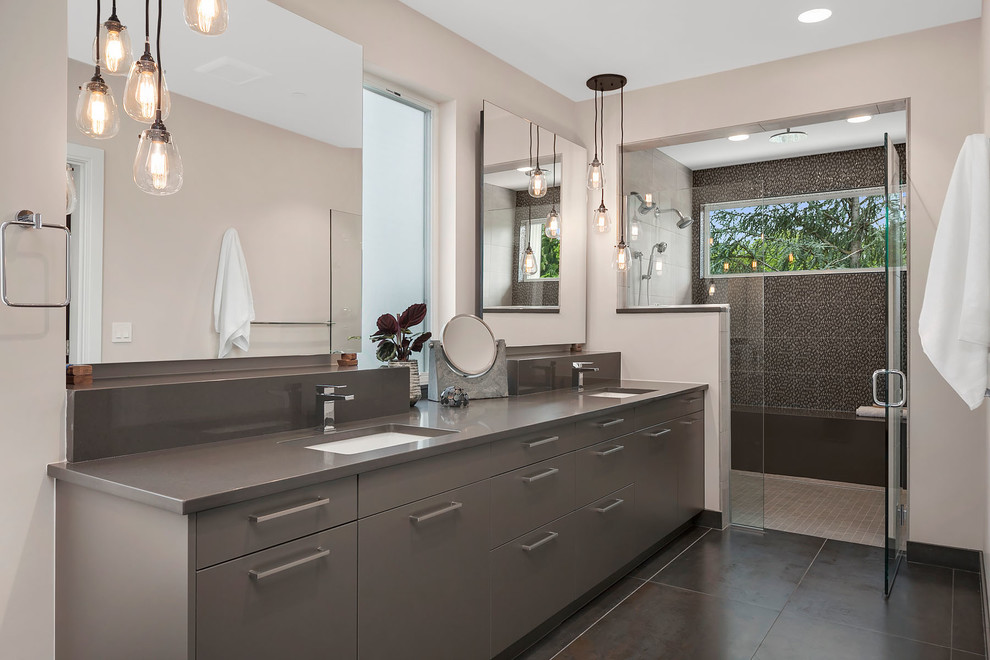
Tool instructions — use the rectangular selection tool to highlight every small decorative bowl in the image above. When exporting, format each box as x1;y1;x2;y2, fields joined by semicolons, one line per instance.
440;386;469;408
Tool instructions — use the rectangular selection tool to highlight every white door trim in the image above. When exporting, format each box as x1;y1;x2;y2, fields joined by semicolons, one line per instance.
66;142;104;364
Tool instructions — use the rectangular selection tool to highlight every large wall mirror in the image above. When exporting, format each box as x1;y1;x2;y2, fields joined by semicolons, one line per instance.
65;0;363;364
479;101;587;346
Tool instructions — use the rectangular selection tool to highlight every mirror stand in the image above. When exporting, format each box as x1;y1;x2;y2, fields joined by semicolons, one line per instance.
427;339;508;401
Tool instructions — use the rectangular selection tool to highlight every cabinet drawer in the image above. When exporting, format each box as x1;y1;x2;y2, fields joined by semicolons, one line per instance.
196;523;357;660
491;452;576;548
574;484;638;596
572;410;637;449
196;477;356;569
491;514;577;656
635;390;705;428
489;422;576;475
575;437;636;505
358;443;490;518
358;480;491;660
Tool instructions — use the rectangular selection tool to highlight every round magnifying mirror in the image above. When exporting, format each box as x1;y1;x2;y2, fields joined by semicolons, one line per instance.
442;314;498;376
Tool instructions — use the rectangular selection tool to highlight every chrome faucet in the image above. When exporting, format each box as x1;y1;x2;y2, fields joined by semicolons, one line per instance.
571;361;599;392
316;385;355;432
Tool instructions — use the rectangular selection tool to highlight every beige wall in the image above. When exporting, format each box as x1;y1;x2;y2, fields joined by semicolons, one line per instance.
66;59;361;362
585;20;988;550
0;3;66;657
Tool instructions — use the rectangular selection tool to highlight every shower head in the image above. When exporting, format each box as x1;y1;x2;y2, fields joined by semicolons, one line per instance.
674;210;694;229
630;191;657;215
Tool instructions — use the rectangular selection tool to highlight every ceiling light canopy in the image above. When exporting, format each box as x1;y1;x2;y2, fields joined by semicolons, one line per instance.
728;134;749;142
798;8;832;23
769;128;808;144
847;115;873;123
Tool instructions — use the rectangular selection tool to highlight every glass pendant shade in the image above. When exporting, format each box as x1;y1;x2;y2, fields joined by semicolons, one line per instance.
529;168;548;198
65;164;78;215
629;219;640;242
523;245;538;275
586;157;604;190
124;55;170;122
593;203;610;233
612;241;631;272
134;125;183;195
94;20;133;76
185;0;229;35
545;207;561;239
75;77;120;139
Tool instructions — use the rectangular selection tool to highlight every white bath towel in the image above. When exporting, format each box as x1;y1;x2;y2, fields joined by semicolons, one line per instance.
919;134;990;410
213;228;255;358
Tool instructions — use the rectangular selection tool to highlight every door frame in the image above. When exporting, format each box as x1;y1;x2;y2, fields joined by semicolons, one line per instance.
66;142;104;364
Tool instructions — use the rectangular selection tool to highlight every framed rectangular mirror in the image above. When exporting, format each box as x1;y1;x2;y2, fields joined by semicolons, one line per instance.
479;101;587;346
65;0;363;364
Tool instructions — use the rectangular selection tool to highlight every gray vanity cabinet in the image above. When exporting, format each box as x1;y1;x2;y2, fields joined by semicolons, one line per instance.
574;484;638;597
357;479;492;660
196;524;357;660
674;410;706;524
629;423;680;551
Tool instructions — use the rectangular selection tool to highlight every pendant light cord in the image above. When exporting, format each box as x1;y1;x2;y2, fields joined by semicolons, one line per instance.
528;122;533;171
155;0;163;119
599;86;605;206
552;133;557;189
619;85;625;244
145;0;151;48
592;89;599;159
535;124;540;172
95;0;101;68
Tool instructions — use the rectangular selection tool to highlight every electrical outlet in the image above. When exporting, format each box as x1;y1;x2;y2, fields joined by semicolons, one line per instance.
111;322;132;343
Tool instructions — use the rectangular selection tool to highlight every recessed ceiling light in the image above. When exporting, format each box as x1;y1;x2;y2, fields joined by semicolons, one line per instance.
728;134;750;142
847;115;872;123
769;129;808;144
798;8;832;23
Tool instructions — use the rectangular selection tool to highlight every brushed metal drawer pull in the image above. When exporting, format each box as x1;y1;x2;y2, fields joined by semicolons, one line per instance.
679;418;702;426
523;435;559;449
521;531;559;552
521;467;559;483
594;444;625;457
409;501;463;523
249;497;331;523
597;418;625;429
648;428;672;438
592;498;625;514
248;548;329;581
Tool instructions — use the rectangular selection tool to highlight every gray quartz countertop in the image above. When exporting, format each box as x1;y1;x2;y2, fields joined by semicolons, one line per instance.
48;380;706;515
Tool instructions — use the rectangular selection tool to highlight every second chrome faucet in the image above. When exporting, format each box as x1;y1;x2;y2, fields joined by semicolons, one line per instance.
316;384;355;432
571;361;599;392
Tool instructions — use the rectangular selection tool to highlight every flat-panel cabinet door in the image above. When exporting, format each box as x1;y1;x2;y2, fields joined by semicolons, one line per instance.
574;484;637;597
196;523;357;660
630;423;679;552
675;411;705;525
358;480;491;660
491;514;577;656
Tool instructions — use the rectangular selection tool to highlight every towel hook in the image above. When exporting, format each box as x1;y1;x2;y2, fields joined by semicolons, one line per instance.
0;209;72;308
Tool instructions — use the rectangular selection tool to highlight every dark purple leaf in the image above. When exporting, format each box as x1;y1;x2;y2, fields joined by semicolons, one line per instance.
397;303;427;329
376;313;399;335
410;332;432;353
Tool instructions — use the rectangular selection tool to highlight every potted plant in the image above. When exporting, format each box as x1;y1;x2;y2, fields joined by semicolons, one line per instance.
371;303;432;404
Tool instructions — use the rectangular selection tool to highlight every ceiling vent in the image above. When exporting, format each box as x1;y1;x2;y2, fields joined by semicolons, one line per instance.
194;56;272;85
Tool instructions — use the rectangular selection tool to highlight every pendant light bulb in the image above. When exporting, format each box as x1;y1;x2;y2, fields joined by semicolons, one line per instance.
723;261;730;272
612;241;631;272
185;0;229;35
75;74;120;139
523;245;538;275
629;219;640;242
65;165;79;215
788;252;795;263
593;202;610;233
529;168;548;198
545;207;561;239
751;259;758;271
654;255;663;274
587;157;604;191
94;15;133;75
124;53;170;122
709;282;716;296
134;122;183;195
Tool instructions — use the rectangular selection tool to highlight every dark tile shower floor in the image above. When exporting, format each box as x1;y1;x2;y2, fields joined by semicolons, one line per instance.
517;527;986;660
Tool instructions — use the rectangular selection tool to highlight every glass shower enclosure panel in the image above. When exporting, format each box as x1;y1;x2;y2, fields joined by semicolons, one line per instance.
882;133;908;595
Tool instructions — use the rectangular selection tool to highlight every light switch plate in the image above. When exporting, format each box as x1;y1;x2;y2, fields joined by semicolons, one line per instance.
111;322;132;343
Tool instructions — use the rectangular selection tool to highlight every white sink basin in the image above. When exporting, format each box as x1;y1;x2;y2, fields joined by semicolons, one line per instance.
290;424;456;455
307;431;432;455
587;391;639;399
584;388;654;399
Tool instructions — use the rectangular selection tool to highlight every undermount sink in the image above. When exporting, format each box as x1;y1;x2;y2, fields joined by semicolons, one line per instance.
289;424;456;455
584;387;655;399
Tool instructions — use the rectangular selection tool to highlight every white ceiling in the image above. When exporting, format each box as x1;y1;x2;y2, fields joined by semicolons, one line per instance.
659;110;907;170
398;0;980;100
485;162;563;191
67;0;363;148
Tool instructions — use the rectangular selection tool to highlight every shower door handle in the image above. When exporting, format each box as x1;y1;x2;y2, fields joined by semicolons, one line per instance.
872;369;906;408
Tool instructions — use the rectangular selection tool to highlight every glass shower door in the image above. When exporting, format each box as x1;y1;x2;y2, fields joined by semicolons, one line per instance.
881;133;908;595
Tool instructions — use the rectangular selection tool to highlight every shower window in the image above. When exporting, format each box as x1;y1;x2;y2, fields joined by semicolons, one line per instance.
702;186;906;275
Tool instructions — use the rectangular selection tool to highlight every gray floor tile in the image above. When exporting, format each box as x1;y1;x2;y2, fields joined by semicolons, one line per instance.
652;526;825;611
952;570;986;655
556;582;779;660
951;651;986;659
515;577;642;660
783;540;953;647
627;526;709;581
754;614;951;660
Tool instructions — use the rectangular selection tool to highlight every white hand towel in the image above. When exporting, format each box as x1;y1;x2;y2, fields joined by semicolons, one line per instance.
213;228;255;358
919;134;990;410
